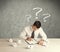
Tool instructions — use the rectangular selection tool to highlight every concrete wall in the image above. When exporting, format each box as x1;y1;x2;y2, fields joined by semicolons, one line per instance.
0;0;60;38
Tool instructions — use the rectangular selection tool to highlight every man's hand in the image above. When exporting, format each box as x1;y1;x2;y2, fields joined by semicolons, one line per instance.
26;37;32;41
37;39;44;45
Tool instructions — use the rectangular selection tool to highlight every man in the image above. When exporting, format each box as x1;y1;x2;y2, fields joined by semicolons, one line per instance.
20;21;47;45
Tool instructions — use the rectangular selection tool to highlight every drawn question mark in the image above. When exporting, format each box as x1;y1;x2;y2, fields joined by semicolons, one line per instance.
43;13;51;22
25;15;32;22
33;7;43;19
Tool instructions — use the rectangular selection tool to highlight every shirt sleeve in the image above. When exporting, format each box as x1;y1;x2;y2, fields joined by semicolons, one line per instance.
39;27;47;42
19;28;27;40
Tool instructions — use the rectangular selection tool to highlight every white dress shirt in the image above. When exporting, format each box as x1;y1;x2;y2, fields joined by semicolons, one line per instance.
20;26;47;42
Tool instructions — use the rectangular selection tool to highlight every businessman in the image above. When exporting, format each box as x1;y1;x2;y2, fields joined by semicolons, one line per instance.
20;21;47;45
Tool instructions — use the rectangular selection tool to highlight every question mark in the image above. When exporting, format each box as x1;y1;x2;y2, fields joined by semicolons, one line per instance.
25;15;32;22
33;7;43;19
43;13;51;22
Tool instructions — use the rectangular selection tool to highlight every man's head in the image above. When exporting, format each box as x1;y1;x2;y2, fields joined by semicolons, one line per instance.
32;21;41;31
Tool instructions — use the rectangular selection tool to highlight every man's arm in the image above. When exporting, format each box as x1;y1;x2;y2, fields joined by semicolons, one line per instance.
19;27;32;41
39;27;47;41
38;27;47;45
19;28;27;40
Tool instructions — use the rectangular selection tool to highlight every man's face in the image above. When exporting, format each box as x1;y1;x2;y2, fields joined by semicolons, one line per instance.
32;26;38;31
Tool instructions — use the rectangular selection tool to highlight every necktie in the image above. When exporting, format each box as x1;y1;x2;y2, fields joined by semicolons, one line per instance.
31;31;34;38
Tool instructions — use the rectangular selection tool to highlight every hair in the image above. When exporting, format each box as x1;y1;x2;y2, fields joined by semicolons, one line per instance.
33;21;41;28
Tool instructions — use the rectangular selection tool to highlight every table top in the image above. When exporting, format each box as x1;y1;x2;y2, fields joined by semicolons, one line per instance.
0;38;60;52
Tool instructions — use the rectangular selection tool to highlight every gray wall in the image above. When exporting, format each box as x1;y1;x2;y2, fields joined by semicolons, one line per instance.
0;0;60;38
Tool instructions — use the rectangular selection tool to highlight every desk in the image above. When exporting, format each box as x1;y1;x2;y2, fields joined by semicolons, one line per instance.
0;39;60;52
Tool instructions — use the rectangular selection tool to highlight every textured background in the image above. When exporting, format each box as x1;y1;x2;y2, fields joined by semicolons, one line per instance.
0;0;60;38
